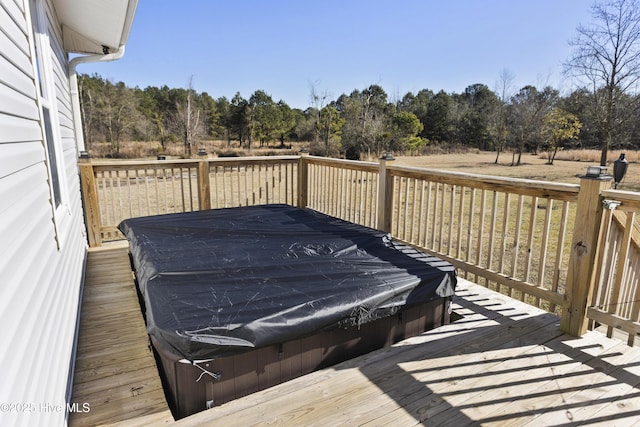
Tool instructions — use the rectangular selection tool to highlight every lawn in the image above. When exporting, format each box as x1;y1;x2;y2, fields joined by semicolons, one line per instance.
394;150;640;191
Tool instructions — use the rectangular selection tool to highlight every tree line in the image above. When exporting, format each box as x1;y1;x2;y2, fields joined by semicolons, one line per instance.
78;74;638;164
79;0;640;165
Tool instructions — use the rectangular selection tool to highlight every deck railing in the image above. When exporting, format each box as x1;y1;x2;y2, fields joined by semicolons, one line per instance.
79;154;640;343
79;156;298;242
587;190;640;345
386;164;580;314
305;156;380;229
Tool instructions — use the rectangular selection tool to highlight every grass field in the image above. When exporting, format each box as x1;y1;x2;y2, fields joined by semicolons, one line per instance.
395;150;640;192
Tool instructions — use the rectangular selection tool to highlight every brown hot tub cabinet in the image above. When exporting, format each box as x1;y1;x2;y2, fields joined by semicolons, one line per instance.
119;205;456;419
154;297;451;418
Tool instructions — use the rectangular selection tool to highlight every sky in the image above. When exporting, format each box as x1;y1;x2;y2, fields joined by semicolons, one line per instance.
79;0;597;109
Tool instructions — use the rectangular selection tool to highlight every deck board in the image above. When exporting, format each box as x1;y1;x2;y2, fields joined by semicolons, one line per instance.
175;279;640;426
71;244;640;426
69;244;173;427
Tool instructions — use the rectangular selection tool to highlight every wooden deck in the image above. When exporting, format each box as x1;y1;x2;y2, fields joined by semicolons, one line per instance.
71;245;640;426
69;242;173;426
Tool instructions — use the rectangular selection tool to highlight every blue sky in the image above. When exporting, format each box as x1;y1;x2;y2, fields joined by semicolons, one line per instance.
79;0;596;109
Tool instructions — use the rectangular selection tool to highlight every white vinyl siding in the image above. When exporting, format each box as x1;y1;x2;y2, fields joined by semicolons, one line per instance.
0;0;87;426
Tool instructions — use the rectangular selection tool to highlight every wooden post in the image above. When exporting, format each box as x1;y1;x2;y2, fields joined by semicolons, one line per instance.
78;161;102;247
377;153;395;233
560;172;612;336
197;160;211;211
297;151;309;208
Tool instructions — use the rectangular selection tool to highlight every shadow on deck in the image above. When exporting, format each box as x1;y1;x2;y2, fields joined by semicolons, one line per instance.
70;244;640;426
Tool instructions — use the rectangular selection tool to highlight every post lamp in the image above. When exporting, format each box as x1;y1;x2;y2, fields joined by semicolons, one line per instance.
197;148;208;157
585;165;608;179
613;153;629;189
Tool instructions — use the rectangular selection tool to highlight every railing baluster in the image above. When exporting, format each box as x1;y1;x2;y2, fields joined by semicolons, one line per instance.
338;166;343;218
409;178;418;244
487;191;498;278
510;195;524;297
158;167;165;213
626;254;640;346
125;169;133;218
284;163;289;205
400;177;406;238
230;165;236;206
351;169;357;223
447;185;455;256
549;201;570;313
152;167;164;213
431;183;439;250
456;186;466;260
416;180;425;248
109;170;117;227
609;212;635;338
403;177;409;238
523;196;538;286
117;170;125;223
265;164;271;204
534;198;553;307
329;166;334;216
438;184;446;253
341;168;347;220
498;193;511;281
476;189;487;284
466;188;476;278
254;163;259;205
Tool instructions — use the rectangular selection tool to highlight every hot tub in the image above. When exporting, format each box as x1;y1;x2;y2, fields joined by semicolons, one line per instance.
119;204;456;418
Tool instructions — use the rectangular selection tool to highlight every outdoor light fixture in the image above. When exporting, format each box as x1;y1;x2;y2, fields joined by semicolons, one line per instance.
380;152;395;161
78;150;90;159
585;165;608;179
613;153;629;189
197;148;207;156
299;146;309;154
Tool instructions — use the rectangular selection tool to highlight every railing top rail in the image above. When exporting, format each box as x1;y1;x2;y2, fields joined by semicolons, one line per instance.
601;189;640;211
387;164;581;201
89;155;301;172
204;155;301;165
305;155;379;172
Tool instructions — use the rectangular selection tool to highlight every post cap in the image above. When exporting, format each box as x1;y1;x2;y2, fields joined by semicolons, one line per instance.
582;165;611;180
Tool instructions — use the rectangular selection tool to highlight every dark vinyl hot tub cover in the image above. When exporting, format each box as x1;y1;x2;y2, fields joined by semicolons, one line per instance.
118;204;456;361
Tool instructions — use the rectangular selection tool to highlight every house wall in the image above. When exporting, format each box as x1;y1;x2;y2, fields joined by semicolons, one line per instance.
0;0;87;426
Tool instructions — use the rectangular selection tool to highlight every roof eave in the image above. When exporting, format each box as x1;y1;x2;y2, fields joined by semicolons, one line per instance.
52;0;139;55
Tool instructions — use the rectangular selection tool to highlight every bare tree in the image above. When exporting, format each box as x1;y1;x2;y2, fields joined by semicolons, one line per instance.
565;0;640;165
175;76;201;157
308;80;330;151
493;69;515;163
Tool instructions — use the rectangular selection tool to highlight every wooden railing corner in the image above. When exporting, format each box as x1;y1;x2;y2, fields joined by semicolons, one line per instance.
561;174;612;336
